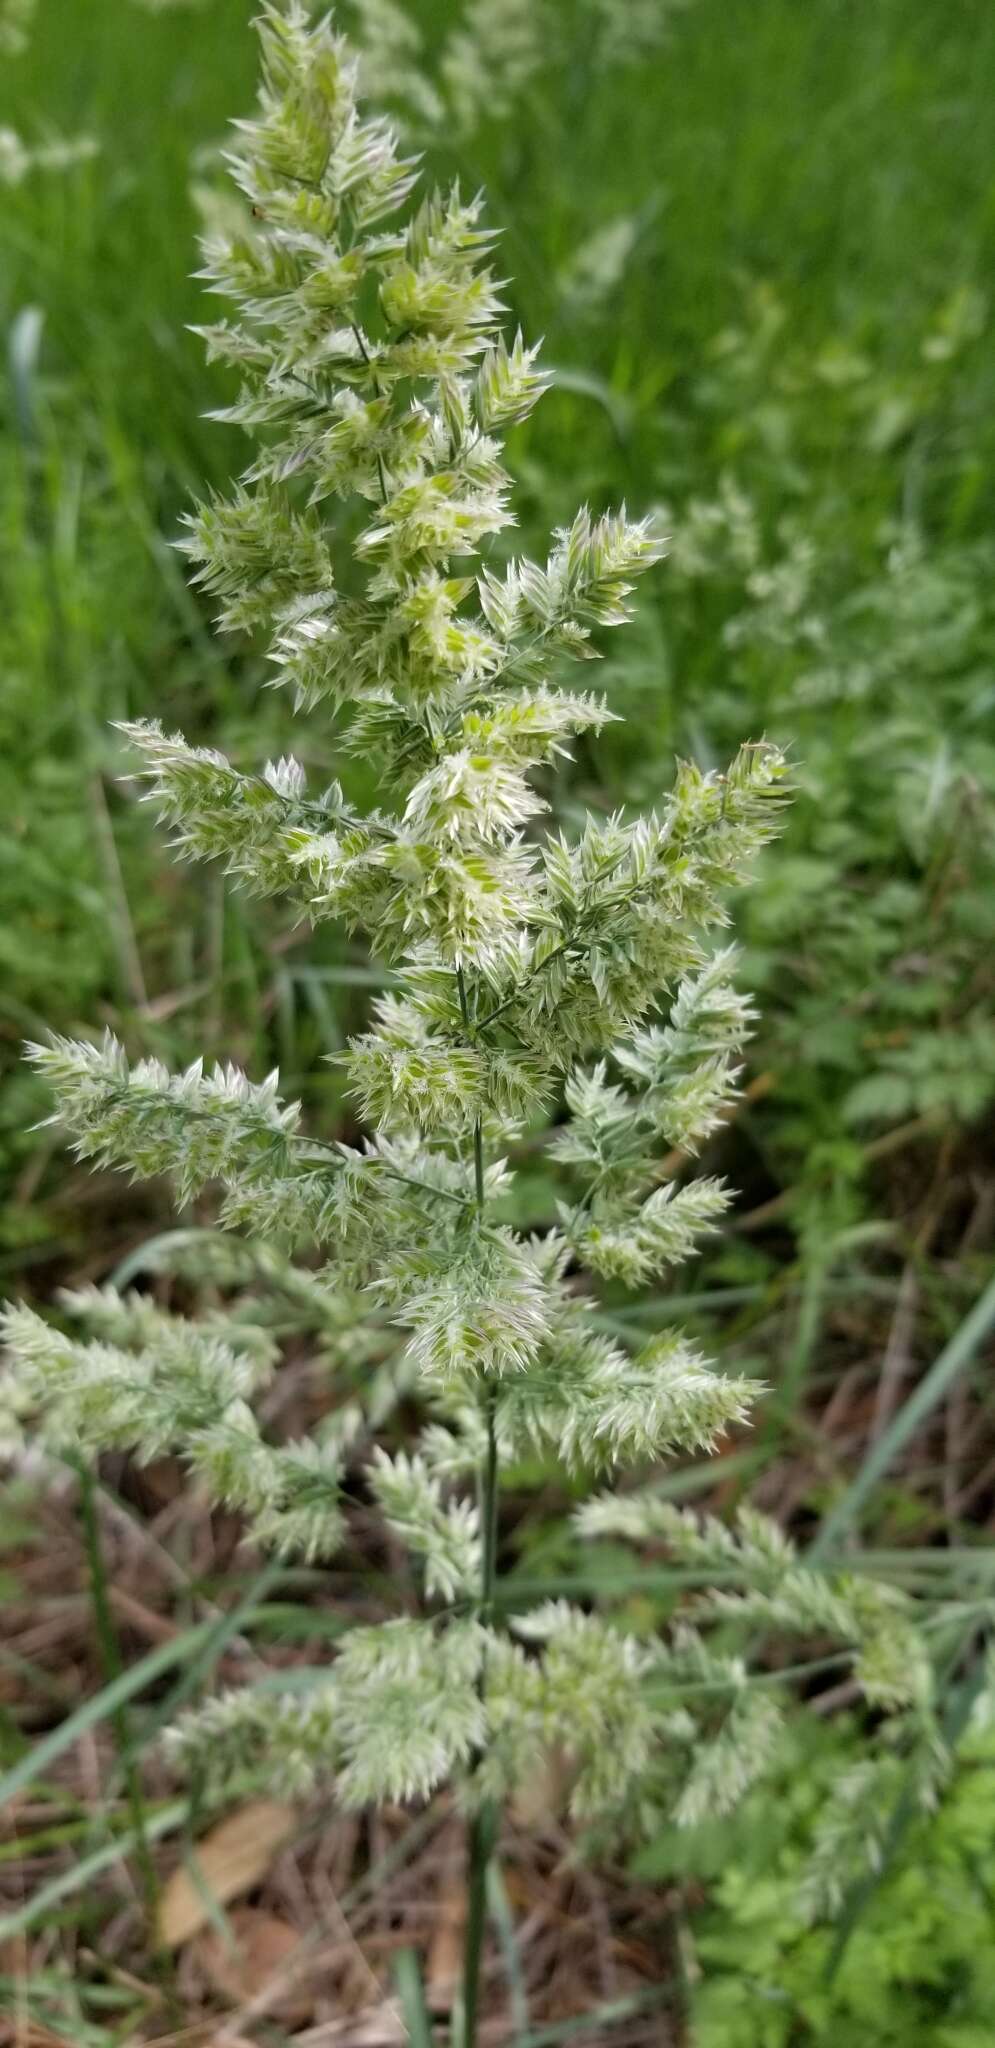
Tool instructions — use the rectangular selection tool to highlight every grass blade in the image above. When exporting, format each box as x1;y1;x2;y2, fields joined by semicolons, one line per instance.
487;1864;529;2041
812;1270;995;1559
392;1948;435;2048
513;1988;673;2045
120;1556;286;1762
0;1625;215;1810
0;1800;188;1943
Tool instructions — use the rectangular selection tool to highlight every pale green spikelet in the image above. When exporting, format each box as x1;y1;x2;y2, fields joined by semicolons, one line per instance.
332;1618;488;1806
25;1032;303;1200
673;1689;784;1829
368;1447;481;1601
578;1493;935;1718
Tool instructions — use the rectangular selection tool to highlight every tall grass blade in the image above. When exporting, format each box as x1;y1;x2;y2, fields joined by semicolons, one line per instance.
812;1270;995;1559
392;1948;435;2048
0;1800;189;1942
0;1626;215;1810
487;1864;530;2040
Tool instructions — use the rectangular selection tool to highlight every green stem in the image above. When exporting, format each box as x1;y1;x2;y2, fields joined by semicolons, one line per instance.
475;849;632;1036
290;1132;472;1211
463;1383;499;2048
380;1162;471;1211
457;953;500;2048
457;965;487;1210
479;1386;499;1613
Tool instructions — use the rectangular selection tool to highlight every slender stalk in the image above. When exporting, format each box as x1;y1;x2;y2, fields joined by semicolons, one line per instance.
463;1801;498;2048
463;1383;499;2048
475;850;632;1036
88;766;149;1011
457;962;487;1215
457;954;501;2048
811;1267;995;1562
478;1386;500;1612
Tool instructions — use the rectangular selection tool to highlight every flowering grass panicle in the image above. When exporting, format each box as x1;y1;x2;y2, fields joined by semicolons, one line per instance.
0;5;942;2028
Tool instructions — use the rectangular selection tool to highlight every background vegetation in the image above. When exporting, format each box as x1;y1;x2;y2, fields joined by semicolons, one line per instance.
2;0;994;2041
